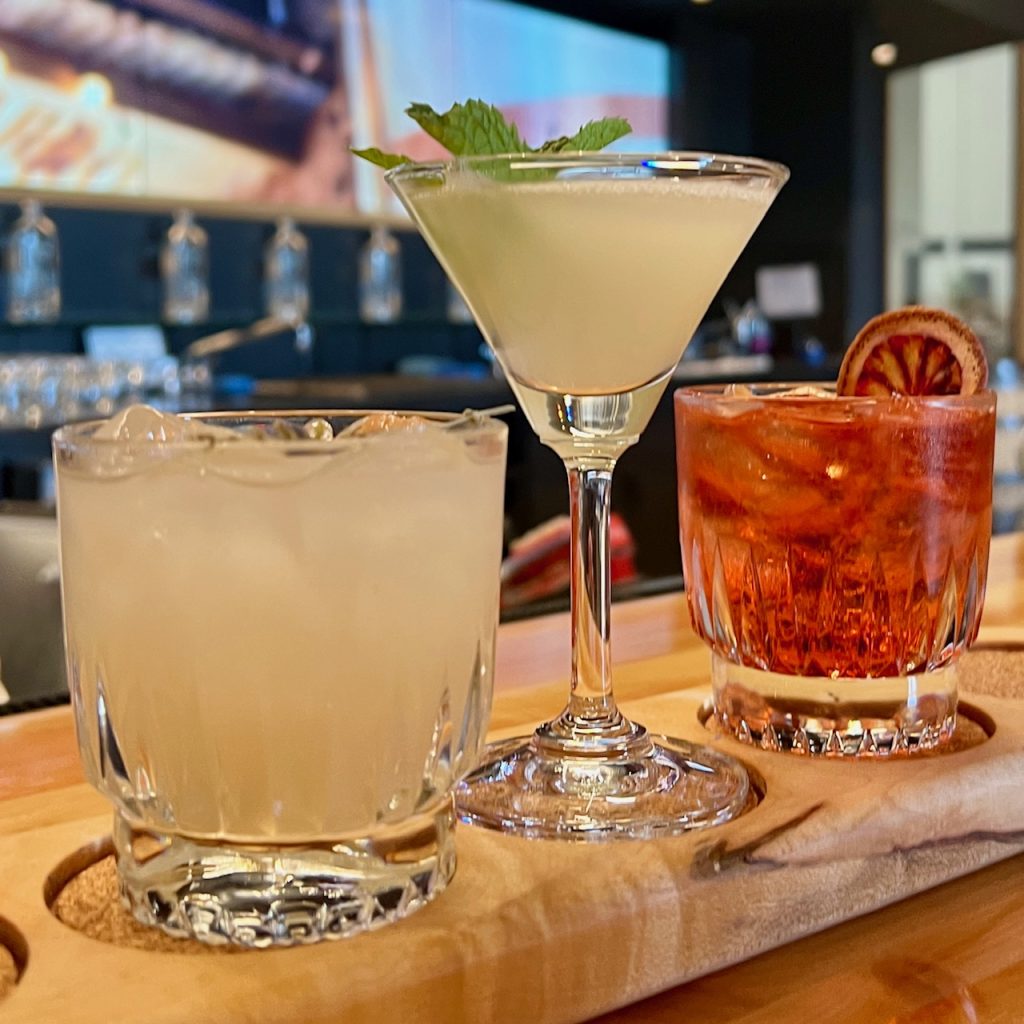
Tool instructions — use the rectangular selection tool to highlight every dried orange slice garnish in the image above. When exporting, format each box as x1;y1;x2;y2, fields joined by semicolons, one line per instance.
837;306;988;397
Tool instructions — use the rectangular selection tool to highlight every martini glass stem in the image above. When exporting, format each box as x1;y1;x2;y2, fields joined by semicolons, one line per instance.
568;460;616;721
537;458;646;753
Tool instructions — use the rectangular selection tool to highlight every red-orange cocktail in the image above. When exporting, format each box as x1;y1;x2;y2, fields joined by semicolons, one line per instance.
675;384;996;756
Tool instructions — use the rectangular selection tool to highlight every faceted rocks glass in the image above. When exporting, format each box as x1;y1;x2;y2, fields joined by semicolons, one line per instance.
675;384;996;756
53;409;507;946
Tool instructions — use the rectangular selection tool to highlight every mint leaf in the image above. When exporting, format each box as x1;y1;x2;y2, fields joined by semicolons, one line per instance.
539;117;632;153
352;104;632;173
406;99;527;156
350;147;412;170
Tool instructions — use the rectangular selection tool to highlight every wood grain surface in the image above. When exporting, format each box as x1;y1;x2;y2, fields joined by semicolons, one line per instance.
0;534;1021;1022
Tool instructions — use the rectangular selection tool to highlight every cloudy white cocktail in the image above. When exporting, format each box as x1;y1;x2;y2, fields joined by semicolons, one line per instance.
54;406;507;945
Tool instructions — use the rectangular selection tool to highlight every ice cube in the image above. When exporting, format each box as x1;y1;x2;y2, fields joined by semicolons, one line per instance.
303;417;334;441
765;385;836;399
93;404;189;442
231;418;335;442
339;412;435;437
205;444;336;485
93;404;238;443
243;419;302;441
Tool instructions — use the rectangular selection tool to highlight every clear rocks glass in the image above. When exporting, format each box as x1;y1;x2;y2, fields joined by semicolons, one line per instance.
53;408;507;946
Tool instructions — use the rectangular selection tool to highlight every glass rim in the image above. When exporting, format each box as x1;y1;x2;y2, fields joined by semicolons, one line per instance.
52;407;508;448
673;382;996;409
385;150;790;185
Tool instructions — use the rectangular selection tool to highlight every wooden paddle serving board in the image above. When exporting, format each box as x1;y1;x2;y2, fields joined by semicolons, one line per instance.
0;643;1024;1023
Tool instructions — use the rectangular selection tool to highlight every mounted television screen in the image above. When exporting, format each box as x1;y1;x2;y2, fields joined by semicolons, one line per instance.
0;0;669;216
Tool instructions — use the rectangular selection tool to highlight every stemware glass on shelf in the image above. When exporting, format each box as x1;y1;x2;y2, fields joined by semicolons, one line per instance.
389;151;788;838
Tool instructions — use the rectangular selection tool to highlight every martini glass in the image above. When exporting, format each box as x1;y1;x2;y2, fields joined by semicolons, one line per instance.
388;152;788;838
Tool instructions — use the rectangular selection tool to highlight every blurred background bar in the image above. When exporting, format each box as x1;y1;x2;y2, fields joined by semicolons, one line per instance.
0;0;1022;680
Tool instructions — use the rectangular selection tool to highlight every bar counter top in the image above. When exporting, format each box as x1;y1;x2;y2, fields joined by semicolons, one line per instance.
1;533;1023;1021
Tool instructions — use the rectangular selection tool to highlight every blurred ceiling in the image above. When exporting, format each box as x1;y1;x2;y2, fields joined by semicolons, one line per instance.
526;0;1024;67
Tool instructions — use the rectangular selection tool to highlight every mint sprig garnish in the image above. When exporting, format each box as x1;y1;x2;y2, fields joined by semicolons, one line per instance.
538;117;632;153
349;147;413;170
407;100;528;157
352;100;631;168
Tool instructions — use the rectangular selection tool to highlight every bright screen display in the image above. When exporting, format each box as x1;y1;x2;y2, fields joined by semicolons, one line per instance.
0;0;669;215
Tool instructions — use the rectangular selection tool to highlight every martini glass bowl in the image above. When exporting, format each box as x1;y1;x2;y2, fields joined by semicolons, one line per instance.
389;152;788;839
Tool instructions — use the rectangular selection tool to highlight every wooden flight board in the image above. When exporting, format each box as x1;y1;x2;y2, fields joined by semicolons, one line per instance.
0;646;1023;1023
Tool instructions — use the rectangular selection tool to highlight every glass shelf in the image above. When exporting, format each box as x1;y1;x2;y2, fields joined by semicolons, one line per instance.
0;314;481;331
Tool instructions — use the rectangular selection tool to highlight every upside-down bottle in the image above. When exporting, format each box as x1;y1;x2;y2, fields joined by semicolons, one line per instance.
264;217;310;323
5;200;61;324
358;225;402;323
161;209;209;324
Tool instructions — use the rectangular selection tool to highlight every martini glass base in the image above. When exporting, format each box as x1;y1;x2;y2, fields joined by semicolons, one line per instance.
456;726;751;840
